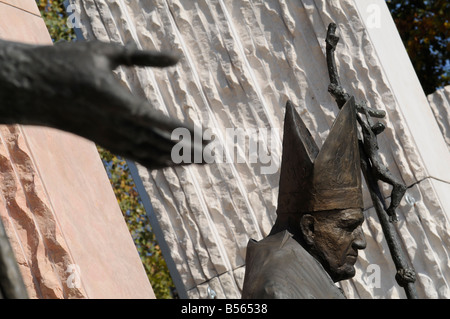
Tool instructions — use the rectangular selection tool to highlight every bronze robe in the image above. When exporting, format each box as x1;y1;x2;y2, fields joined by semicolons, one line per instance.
241;230;346;299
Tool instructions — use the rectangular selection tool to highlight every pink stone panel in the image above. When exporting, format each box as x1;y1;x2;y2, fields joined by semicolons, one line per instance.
0;0;41;16
0;2;49;43
22;126;155;298
0;1;154;298
0;125;85;298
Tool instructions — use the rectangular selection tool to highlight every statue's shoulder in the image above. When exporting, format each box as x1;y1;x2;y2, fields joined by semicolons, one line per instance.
242;231;346;299
244;231;296;271
245;230;302;262
242;231;306;298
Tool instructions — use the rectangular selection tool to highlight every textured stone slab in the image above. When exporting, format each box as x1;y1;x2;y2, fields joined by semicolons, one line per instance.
74;0;450;298
0;125;79;298
22;126;155;298
427;86;450;151
341;177;450;298
354;0;450;184
187;267;246;299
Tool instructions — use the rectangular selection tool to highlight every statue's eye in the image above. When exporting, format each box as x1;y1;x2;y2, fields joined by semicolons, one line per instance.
339;220;360;232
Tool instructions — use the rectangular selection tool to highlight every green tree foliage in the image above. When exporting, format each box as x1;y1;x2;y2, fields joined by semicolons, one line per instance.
98;147;176;299
37;0;76;42
36;0;175;299
386;0;450;95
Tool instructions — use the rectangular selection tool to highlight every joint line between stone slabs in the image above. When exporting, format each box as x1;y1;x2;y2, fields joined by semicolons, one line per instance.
0;1;42;18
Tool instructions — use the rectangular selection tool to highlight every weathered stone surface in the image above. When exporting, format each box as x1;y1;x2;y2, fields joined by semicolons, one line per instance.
187;267;246;299
428;86;450;151
340;178;450;298
353;1;450;184
74;0;450;298
0;125;85;298
0;0;154;299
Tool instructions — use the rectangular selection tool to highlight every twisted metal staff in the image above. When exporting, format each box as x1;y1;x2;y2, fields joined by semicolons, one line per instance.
325;23;417;298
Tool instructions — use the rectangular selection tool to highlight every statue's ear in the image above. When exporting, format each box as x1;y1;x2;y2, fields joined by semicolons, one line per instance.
299;214;315;246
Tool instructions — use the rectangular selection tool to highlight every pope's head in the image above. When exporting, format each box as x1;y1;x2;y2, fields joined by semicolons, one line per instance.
273;97;367;282
299;208;366;281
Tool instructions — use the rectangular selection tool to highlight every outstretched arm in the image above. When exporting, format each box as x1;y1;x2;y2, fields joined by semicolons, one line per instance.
0;39;207;169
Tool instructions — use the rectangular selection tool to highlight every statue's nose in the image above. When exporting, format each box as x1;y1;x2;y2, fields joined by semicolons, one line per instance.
353;225;367;250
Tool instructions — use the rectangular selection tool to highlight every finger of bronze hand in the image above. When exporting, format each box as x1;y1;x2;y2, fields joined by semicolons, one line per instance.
355;102;386;119
111;49;179;69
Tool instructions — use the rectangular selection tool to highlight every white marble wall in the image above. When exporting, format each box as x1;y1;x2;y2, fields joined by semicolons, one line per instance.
72;0;450;298
428;86;450;151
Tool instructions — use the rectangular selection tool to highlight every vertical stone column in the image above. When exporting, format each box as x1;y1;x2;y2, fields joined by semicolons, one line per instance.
0;0;154;298
73;0;450;298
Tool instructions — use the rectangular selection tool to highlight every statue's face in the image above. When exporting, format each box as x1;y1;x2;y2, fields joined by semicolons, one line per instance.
302;208;366;282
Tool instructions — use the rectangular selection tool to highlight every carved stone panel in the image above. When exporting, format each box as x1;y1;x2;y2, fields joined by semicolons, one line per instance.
73;0;450;298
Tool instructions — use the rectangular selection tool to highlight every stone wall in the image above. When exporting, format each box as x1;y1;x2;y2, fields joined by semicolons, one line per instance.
73;0;450;298
0;0;154;298
428;86;450;151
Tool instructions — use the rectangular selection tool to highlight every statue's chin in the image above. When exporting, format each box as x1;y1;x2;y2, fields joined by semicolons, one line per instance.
329;264;356;282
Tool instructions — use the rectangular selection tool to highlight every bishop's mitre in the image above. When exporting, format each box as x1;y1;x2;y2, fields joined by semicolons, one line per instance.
276;96;363;214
